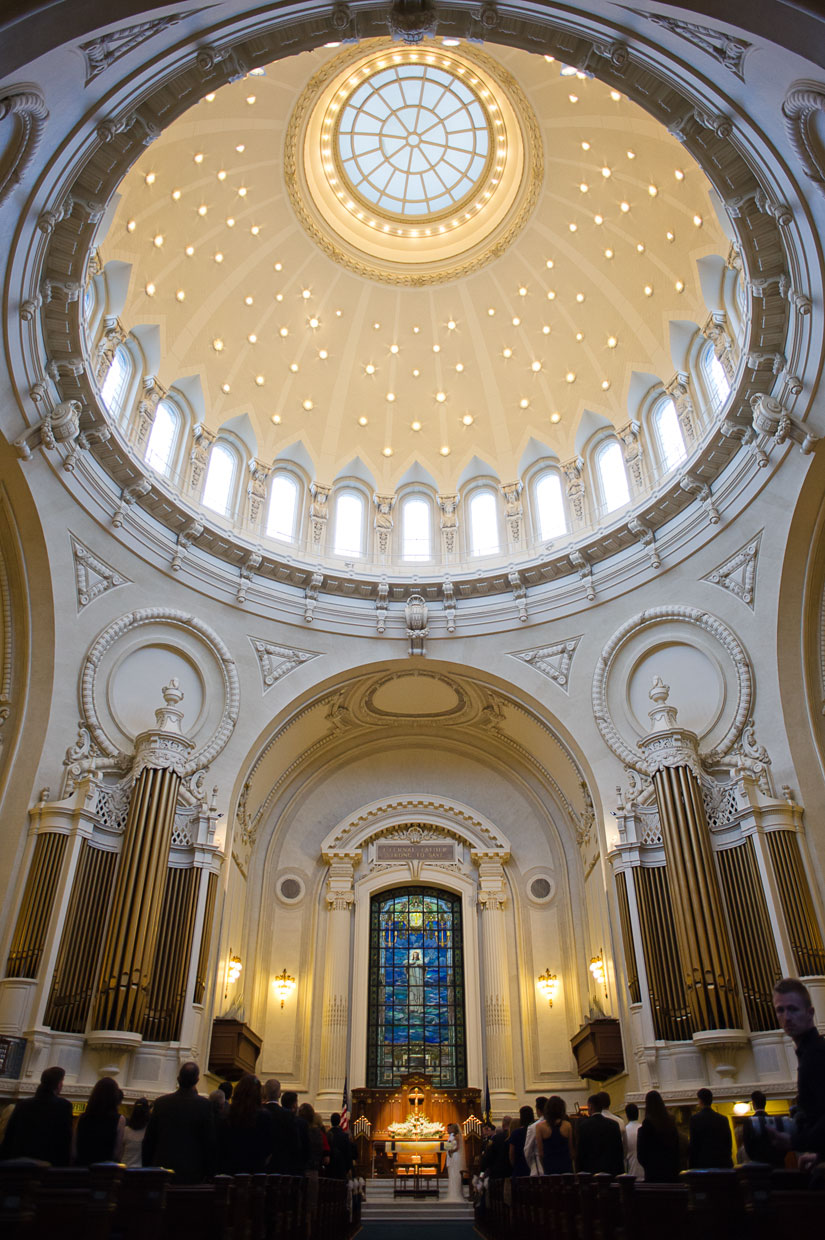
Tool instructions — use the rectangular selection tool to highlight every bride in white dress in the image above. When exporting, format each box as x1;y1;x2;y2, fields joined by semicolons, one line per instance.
445;1123;463;1201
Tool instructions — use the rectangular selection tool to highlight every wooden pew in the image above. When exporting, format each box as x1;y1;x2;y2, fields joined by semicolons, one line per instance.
31;1163;123;1240
0;1161;44;1239
112;1167;171;1240
616;1174;689;1240
162;1174;234;1240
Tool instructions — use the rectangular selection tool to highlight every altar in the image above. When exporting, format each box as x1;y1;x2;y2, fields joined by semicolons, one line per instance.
351;1073;482;1179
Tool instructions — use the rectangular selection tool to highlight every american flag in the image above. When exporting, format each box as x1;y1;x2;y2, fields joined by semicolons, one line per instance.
341;1076;349;1132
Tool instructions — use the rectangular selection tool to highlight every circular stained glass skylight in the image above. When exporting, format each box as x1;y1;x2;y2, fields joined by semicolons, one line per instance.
335;63;492;219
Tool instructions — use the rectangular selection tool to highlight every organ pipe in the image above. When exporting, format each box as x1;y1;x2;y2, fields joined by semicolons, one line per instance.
5;833;66;978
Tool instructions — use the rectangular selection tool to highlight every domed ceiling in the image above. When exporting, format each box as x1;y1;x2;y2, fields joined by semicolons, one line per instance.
100;35;729;492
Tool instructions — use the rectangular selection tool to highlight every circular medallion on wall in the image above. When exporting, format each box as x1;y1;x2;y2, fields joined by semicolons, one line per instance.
592;606;753;773
80;608;240;774
525;871;556;905
276;873;306;905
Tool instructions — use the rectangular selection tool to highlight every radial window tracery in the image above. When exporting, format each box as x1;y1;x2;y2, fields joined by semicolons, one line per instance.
336;63;490;218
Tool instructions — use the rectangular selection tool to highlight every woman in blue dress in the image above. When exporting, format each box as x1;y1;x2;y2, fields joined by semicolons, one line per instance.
536;1096;574;1173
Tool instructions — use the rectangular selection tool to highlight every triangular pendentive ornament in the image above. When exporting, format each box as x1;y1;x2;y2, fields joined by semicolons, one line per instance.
70;534;131;611
248;636;321;693
510;636;582;693
702;533;761;609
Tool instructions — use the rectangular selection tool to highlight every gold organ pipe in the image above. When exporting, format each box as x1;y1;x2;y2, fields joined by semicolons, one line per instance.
652;766;740;1031
6;833;66;978
716;843;780;1031
143;866;198;1042
193;872;217;1006
614;871;640;1004
635;865;692;1041
93;765;183;1032
768;831;825;976
45;844;115;1032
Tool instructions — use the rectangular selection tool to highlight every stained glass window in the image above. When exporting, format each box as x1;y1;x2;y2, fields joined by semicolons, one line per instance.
367;887;466;1089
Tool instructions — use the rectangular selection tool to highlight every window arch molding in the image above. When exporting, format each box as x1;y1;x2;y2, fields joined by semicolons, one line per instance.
462;478;502;559
266;463;308;545
144;396;184;480
645;392;688;476
523;459;568;544
202;432;246;520
586;432;631;518
331;480;371;560
99;339;142;427
395;485;437;563
683;329;733;425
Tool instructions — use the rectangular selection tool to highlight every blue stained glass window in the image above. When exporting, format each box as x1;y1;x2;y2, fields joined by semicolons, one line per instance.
367;886;466;1088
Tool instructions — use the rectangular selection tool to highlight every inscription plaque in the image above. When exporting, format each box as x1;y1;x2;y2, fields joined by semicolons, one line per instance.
374;843;455;862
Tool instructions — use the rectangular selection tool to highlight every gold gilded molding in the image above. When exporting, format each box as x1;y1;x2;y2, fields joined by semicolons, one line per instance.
284;38;543;286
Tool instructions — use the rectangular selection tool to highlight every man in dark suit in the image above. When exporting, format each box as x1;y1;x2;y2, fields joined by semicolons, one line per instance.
0;1064;72;1165
327;1112;355;1179
272;1090;311;1176
264;1077;299;1174
142;1061;217;1183
576;1094;624;1177
688;1088;733;1168
743;1089;789;1166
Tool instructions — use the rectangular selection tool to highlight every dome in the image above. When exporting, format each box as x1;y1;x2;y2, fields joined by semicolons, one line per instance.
84;35;742;582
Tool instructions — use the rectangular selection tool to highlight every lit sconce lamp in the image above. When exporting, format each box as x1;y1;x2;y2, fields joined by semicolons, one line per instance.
352;1116;371;1139
537;969;559;1007
589;955;606;990
733;1101;750;1117
273;967;296;1009
463;1115;482;1139
227;956;243;985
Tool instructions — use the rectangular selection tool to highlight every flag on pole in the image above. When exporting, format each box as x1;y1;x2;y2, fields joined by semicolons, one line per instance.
341;1076;349;1131
483;1073;491;1126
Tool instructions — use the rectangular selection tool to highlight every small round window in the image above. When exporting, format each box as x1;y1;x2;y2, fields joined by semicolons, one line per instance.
528;874;555;904
277;874;305;904
335;63;491;219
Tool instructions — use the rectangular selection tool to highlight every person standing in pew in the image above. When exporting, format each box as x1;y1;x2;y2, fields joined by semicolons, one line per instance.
575;1093;624;1177
0;1064;73;1166
218;1073;273;1174
624;1102;641;1179
142;1061;217;1183
275;1090;311;1176
688;1089;733;1169
637;1091;680;1183
74;1076;125;1165
771;977;825;1172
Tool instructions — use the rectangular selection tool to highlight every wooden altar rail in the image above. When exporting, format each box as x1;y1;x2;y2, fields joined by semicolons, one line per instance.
0;1165;354;1240
478;1167;822;1240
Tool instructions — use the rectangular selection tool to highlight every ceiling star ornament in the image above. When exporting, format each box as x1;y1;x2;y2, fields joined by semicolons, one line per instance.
79;12;199;85
702;534;762;610
248;637;321;693
70;533;131;611
511;637;582;693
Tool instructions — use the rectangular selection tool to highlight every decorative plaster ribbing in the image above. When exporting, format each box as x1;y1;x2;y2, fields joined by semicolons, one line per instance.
80;608;239;775
592;606;753;774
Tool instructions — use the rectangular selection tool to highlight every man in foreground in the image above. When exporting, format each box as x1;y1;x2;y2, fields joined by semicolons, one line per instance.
772;977;825;1171
142;1061;217;1183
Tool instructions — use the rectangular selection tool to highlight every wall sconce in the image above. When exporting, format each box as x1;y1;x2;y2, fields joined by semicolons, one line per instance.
733;1101;750;1117
227;955;243;985
463;1115;482;1138
352;1116;371;1139
537;969;559;1007
589;955;606;990
273;967;296;1009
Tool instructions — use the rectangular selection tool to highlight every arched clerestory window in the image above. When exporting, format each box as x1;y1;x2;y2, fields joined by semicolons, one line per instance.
144;400;180;477
100;345;133;421
401;495;432;560
267;472;299;541
701;340;730;408
534;471;567;540
202;441;238;516
652;397;687;473
596;439;630;513
468;489;499;556
333;489;366;557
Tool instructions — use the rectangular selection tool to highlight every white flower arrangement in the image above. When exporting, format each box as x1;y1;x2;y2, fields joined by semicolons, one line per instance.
388;1112;446;1139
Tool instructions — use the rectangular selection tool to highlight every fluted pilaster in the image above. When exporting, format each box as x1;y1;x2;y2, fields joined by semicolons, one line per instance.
318;851;358;1095
475;851;514;1095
